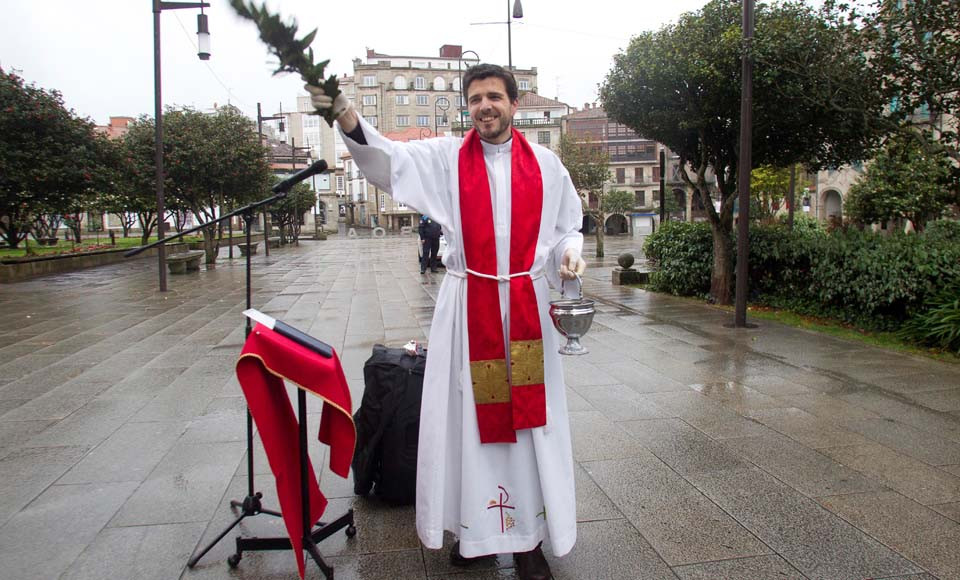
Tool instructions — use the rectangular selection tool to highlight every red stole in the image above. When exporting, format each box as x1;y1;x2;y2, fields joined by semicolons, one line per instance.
458;128;546;444
235;324;355;579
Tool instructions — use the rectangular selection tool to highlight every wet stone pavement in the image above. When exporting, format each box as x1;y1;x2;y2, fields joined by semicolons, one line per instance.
0;234;959;580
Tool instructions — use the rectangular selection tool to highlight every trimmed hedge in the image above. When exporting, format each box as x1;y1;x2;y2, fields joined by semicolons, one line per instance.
643;219;960;334
643;221;713;298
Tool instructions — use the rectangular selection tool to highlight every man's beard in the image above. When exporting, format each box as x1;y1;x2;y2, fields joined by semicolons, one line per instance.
474;114;512;143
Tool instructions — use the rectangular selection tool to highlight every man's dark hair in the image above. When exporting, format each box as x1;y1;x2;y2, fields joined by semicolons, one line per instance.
462;64;519;103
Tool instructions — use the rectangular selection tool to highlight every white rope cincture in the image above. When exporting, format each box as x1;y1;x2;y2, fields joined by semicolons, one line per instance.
446;268;543;281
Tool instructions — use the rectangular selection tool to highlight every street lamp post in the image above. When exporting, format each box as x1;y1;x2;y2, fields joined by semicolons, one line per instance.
470;1;522;69
507;0;523;70
734;0;755;328
152;0;211;292
435;96;450;138
256;102;285;256
457;50;480;137
290;137;312;246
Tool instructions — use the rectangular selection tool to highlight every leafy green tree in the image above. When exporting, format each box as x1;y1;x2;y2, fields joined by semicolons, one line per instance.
139;106;271;261
269;180;315;244
850;0;960;170
559;133;612;257
113;117;165;244
602;0;883;304
846;133;956;231
0;68;108;248
750;164;812;221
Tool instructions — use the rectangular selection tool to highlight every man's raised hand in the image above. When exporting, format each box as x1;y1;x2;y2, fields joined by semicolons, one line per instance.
304;83;356;130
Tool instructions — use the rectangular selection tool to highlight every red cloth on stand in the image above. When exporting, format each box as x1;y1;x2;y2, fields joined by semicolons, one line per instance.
235;324;355;579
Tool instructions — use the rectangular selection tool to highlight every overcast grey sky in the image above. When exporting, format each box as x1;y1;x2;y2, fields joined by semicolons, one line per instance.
1;0;709;125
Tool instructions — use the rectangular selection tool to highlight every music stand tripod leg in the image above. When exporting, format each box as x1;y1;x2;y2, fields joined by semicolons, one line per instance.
187;209;281;569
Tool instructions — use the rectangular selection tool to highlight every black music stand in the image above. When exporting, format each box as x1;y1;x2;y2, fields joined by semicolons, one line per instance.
125;161;355;576
228;364;356;576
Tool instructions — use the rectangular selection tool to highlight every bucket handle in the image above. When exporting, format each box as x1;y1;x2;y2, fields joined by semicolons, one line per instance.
560;273;583;300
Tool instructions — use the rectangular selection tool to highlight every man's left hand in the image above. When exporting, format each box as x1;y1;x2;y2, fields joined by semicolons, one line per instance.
559;248;586;281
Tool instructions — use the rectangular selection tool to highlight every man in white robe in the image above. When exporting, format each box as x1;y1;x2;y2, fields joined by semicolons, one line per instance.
308;64;585;580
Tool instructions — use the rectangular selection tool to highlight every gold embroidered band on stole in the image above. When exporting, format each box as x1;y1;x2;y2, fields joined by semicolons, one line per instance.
509;339;545;386
470;359;510;403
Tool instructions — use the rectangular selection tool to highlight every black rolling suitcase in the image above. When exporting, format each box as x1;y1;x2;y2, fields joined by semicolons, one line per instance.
352;344;425;505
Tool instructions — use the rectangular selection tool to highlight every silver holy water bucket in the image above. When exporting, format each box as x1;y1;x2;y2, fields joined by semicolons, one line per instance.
549;274;595;355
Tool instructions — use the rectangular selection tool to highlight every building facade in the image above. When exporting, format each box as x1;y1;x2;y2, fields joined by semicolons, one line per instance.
562;105;692;236
342;45;538;137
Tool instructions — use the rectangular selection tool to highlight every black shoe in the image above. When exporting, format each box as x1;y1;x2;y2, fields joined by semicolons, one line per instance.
514;543;552;580
450;541;495;567
420;270;426;274
431;268;439;273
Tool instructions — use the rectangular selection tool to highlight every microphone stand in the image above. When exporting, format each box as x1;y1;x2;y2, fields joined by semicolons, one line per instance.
126;160;330;567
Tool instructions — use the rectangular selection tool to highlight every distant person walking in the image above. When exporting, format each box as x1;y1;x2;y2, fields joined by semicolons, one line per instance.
419;215;442;274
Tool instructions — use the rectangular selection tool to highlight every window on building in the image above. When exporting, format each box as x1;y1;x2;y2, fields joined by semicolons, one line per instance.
417;115;430;127
397;202;407;209
362;75;376;87
455;95;465;107
537;131;551;145
416;94;429;106
415;76;426;90
433;76;446;91
518;79;530;91
364;115;378;127
635;190;645;206
396;115;410;127
362;95;376;106
635;167;644;183
336;175;344;192
452;78;461;92
380;194;386;211
395;94;409;105
436;115;448;127
393;75;407;90
652;166;660;182
616;168;625;183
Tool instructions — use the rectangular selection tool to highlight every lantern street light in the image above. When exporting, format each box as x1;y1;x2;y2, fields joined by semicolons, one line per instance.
457;50;480;137
435;96;450;138
152;0;211;292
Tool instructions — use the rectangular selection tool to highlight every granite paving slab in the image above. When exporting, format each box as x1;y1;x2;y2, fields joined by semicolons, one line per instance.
719;430;885;497
742;407;874;448
619;418;754;475
687;468;922;579
819;443;960;506
0;482;138;580
59;420;189;484
0;445;89;526
841;417;960;465
672;554;806;580
818;491;960;580
583;455;770;566
110;440;246;526
59;521;206;580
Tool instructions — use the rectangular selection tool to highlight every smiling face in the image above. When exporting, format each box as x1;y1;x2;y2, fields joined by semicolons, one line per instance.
466;76;519;144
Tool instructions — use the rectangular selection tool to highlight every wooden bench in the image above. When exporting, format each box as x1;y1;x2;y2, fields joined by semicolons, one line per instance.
267;236;281;249
237;242;258;256
165;250;205;274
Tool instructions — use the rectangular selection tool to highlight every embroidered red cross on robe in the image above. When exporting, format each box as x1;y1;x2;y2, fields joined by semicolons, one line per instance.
235;324;355;579
459;128;546;444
